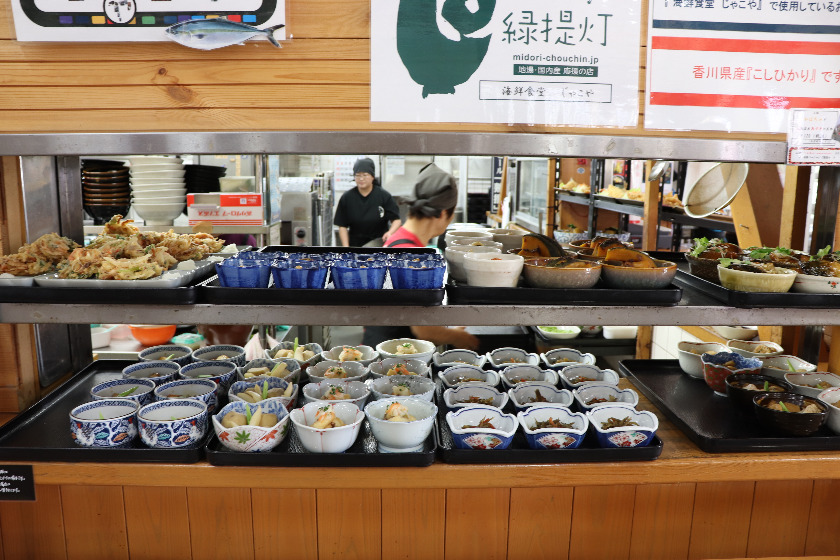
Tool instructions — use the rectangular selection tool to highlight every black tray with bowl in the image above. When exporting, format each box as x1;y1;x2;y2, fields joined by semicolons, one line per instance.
445;279;681;306
433;380;663;464
199;245;445;306
0;360;210;463
619;359;840;453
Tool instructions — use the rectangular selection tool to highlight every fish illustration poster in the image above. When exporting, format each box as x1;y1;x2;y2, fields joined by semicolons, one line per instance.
371;0;642;127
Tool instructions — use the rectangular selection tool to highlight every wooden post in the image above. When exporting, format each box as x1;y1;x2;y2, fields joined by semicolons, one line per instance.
636;326;652;360
642;161;659;252
546;158;558;236
729;181;762;248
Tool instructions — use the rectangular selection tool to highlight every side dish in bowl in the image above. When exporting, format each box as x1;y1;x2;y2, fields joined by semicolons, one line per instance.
724;373;793;414
518;405;588;449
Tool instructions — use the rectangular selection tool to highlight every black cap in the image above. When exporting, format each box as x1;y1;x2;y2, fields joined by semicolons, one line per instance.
353;158;376;177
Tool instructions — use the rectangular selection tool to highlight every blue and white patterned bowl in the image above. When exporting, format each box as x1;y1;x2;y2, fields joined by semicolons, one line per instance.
192;345;246;367
559;364;621;391
331;260;387;289
388;260;446;290
154;379;218;415
438;365;500;389
586;403;658;448
432;350;487;372
90;378;155;406
215;259;271;288
486;347;540;369
368;375;435;402
500;365;559;390
139;344;193;367
364;397;438;453
596;230;632;243
70;399;139;448
239;358;302;384
368;357;430;380
508;383;573;413
573;383;639;413
178;360;238;392
264;342;323;370
271;260;330;289
229;377;298;412
301;380;369;408
138;400;208;449
122;361;180;387
553;230;589;244
540;348;597;370
445;405;517;450
289;401;365;453
442;384;508;411
518;405;588;450
212;399;291;453
307;360;368;384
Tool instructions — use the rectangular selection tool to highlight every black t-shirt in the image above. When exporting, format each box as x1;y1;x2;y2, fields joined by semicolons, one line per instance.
333;186;400;246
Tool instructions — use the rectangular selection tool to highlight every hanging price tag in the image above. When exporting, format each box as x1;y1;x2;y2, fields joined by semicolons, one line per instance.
787;109;840;166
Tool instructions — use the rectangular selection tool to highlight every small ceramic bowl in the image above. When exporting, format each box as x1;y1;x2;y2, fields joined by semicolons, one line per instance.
449;239;503;250
445;405;517;450
817;387;840;435
138;344;193;367
727;340;784;359
499;365;559;389
443;384;509;411
388;260;446;290
320;345;379;367
129;325;177;346
154;379;218;414
518;405;588;450
229;377;298;412
759;355;817;379
586;403;659;448
289;401;365;453
90;378;155;406
445;230;494;246
553;230;589;244
522;259;602;289
307;360;368;384
432;350;487;372
784;372;840;399
122;361;180;387
438;366;500;389
212;399;291;452
573;384;639;413
540;348;596;370
240;358;302;384
579;326;603;337
535;326;582;340
701;352;762;395
488;228;527;253
685;253;722;284
138;400;208;448
364;397;438;453
791;273;840;294
596;230;631;243
753;391;828;436
558;364;620;391
178;361;238;393
600;260;677;289
463;252;525;288
301;380;370;408
264;342;323;370
70;400;139;448
368;375;435;402
712;326;758;340
270;260;330;289
215;259;271;288
486;347;540;369
376;338;436;364
331;260;387;289
718;265;797;293
444;245;501;282
507;383;573;412
724;373;793;414
677;341;728;379
192;345;246;367
368;358;430;379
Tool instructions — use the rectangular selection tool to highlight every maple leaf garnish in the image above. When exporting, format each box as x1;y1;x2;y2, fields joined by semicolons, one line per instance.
234;430;251;444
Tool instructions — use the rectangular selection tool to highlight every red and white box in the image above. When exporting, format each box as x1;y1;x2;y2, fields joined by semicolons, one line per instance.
187;193;263;226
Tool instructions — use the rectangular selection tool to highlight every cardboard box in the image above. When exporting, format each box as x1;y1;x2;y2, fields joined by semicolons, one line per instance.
187;193;263;226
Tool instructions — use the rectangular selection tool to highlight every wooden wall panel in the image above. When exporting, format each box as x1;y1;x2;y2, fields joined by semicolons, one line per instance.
0;484;66;560
445;488;510;560
746;480;812;558
187;487;254;560
569;485;636;560
508;487;573;560
60;485;128;560
381;489;444;560
123;486;191;560
252;489;317;560
316;489;381;560
688;481;754;560
805;479;840;556
629;483;695;560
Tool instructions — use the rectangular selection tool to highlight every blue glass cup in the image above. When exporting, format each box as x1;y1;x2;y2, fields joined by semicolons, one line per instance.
215;259;271;288
271;260;330;289
388;259;446;289
331;260;387;289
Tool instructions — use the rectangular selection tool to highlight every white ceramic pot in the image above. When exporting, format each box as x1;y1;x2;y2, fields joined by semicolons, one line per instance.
462;253;524;287
444;245;501;282
488;228;526;253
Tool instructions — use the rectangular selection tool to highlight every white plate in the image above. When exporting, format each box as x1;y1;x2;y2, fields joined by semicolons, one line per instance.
130;170;187;178
129;164;185;171
34;271;191;288
127;156;183;166
0;276;35;287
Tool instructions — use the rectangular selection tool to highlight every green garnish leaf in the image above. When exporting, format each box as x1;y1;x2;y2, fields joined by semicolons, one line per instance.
171;416;177;421
811;245;832;261
198;375;213;378
262;381;268;400
270;363;284;375
764;381;769;391
779;401;790;412
775;246;792;255
787;359;797;372
98;412;104;420
748;247;774;260
718;258;743;268
293;337;299;354
164;354;175;360
689;237;710;257
245;405;252;424
117;386;138;397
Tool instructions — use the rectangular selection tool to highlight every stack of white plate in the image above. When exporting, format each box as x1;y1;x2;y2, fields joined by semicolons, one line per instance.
128;156;187;226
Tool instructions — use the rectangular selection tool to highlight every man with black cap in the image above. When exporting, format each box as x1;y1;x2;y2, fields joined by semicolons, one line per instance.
334;157;401;247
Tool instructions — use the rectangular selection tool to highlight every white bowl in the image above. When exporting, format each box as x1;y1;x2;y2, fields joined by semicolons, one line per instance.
712;326;758;340
791;273;840;294
131;196;186;204
368;357;430;379
817;387;840;435
368;375;436;402
219;176;256;192
499;365;559;389
432;350;487;370
301;380;371;408
130;179;186;187
759;355;817;379
444;245;501;282
573;383;639;412
603;326;638;339
443;384;509;410
463;252;524;287
677;341;728;379
718;265;797;293
488;228;527;253
91;326;112;349
540;348;596;370
559;364;620;390
132;202;186;226
449;238;503;250
486;347;540;369
445;230;494;246
132;188;187;199
130;163;185;172
130;170;187;178
375;338;436;364
306;360;368;384
438;365;500;389
364;397;437;453
289;402;364;453
127;156;183;166
727;340;784;359
536;326;581;340
507;383;573;412
785;372;840;398
319;345;379;367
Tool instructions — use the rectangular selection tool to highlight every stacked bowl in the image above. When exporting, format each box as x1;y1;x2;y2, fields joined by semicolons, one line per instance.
185;164;227;194
81;159;130;225
128;156;187;226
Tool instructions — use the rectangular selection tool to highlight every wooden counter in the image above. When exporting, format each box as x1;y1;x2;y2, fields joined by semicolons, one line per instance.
1;382;838;560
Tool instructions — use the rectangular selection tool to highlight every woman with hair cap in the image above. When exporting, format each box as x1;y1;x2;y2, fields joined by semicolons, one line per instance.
363;163;480;351
334;158;401;247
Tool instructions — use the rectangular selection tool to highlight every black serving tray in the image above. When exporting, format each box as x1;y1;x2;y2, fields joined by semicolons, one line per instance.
445;279;682;306
620;359;840;453
0;360;209;463
434;380;663;464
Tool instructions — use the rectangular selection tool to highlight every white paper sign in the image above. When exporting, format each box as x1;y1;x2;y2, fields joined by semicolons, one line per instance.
645;0;840;133
10;0;285;42
371;0;641;127
385;156;406;176
788;109;840;165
